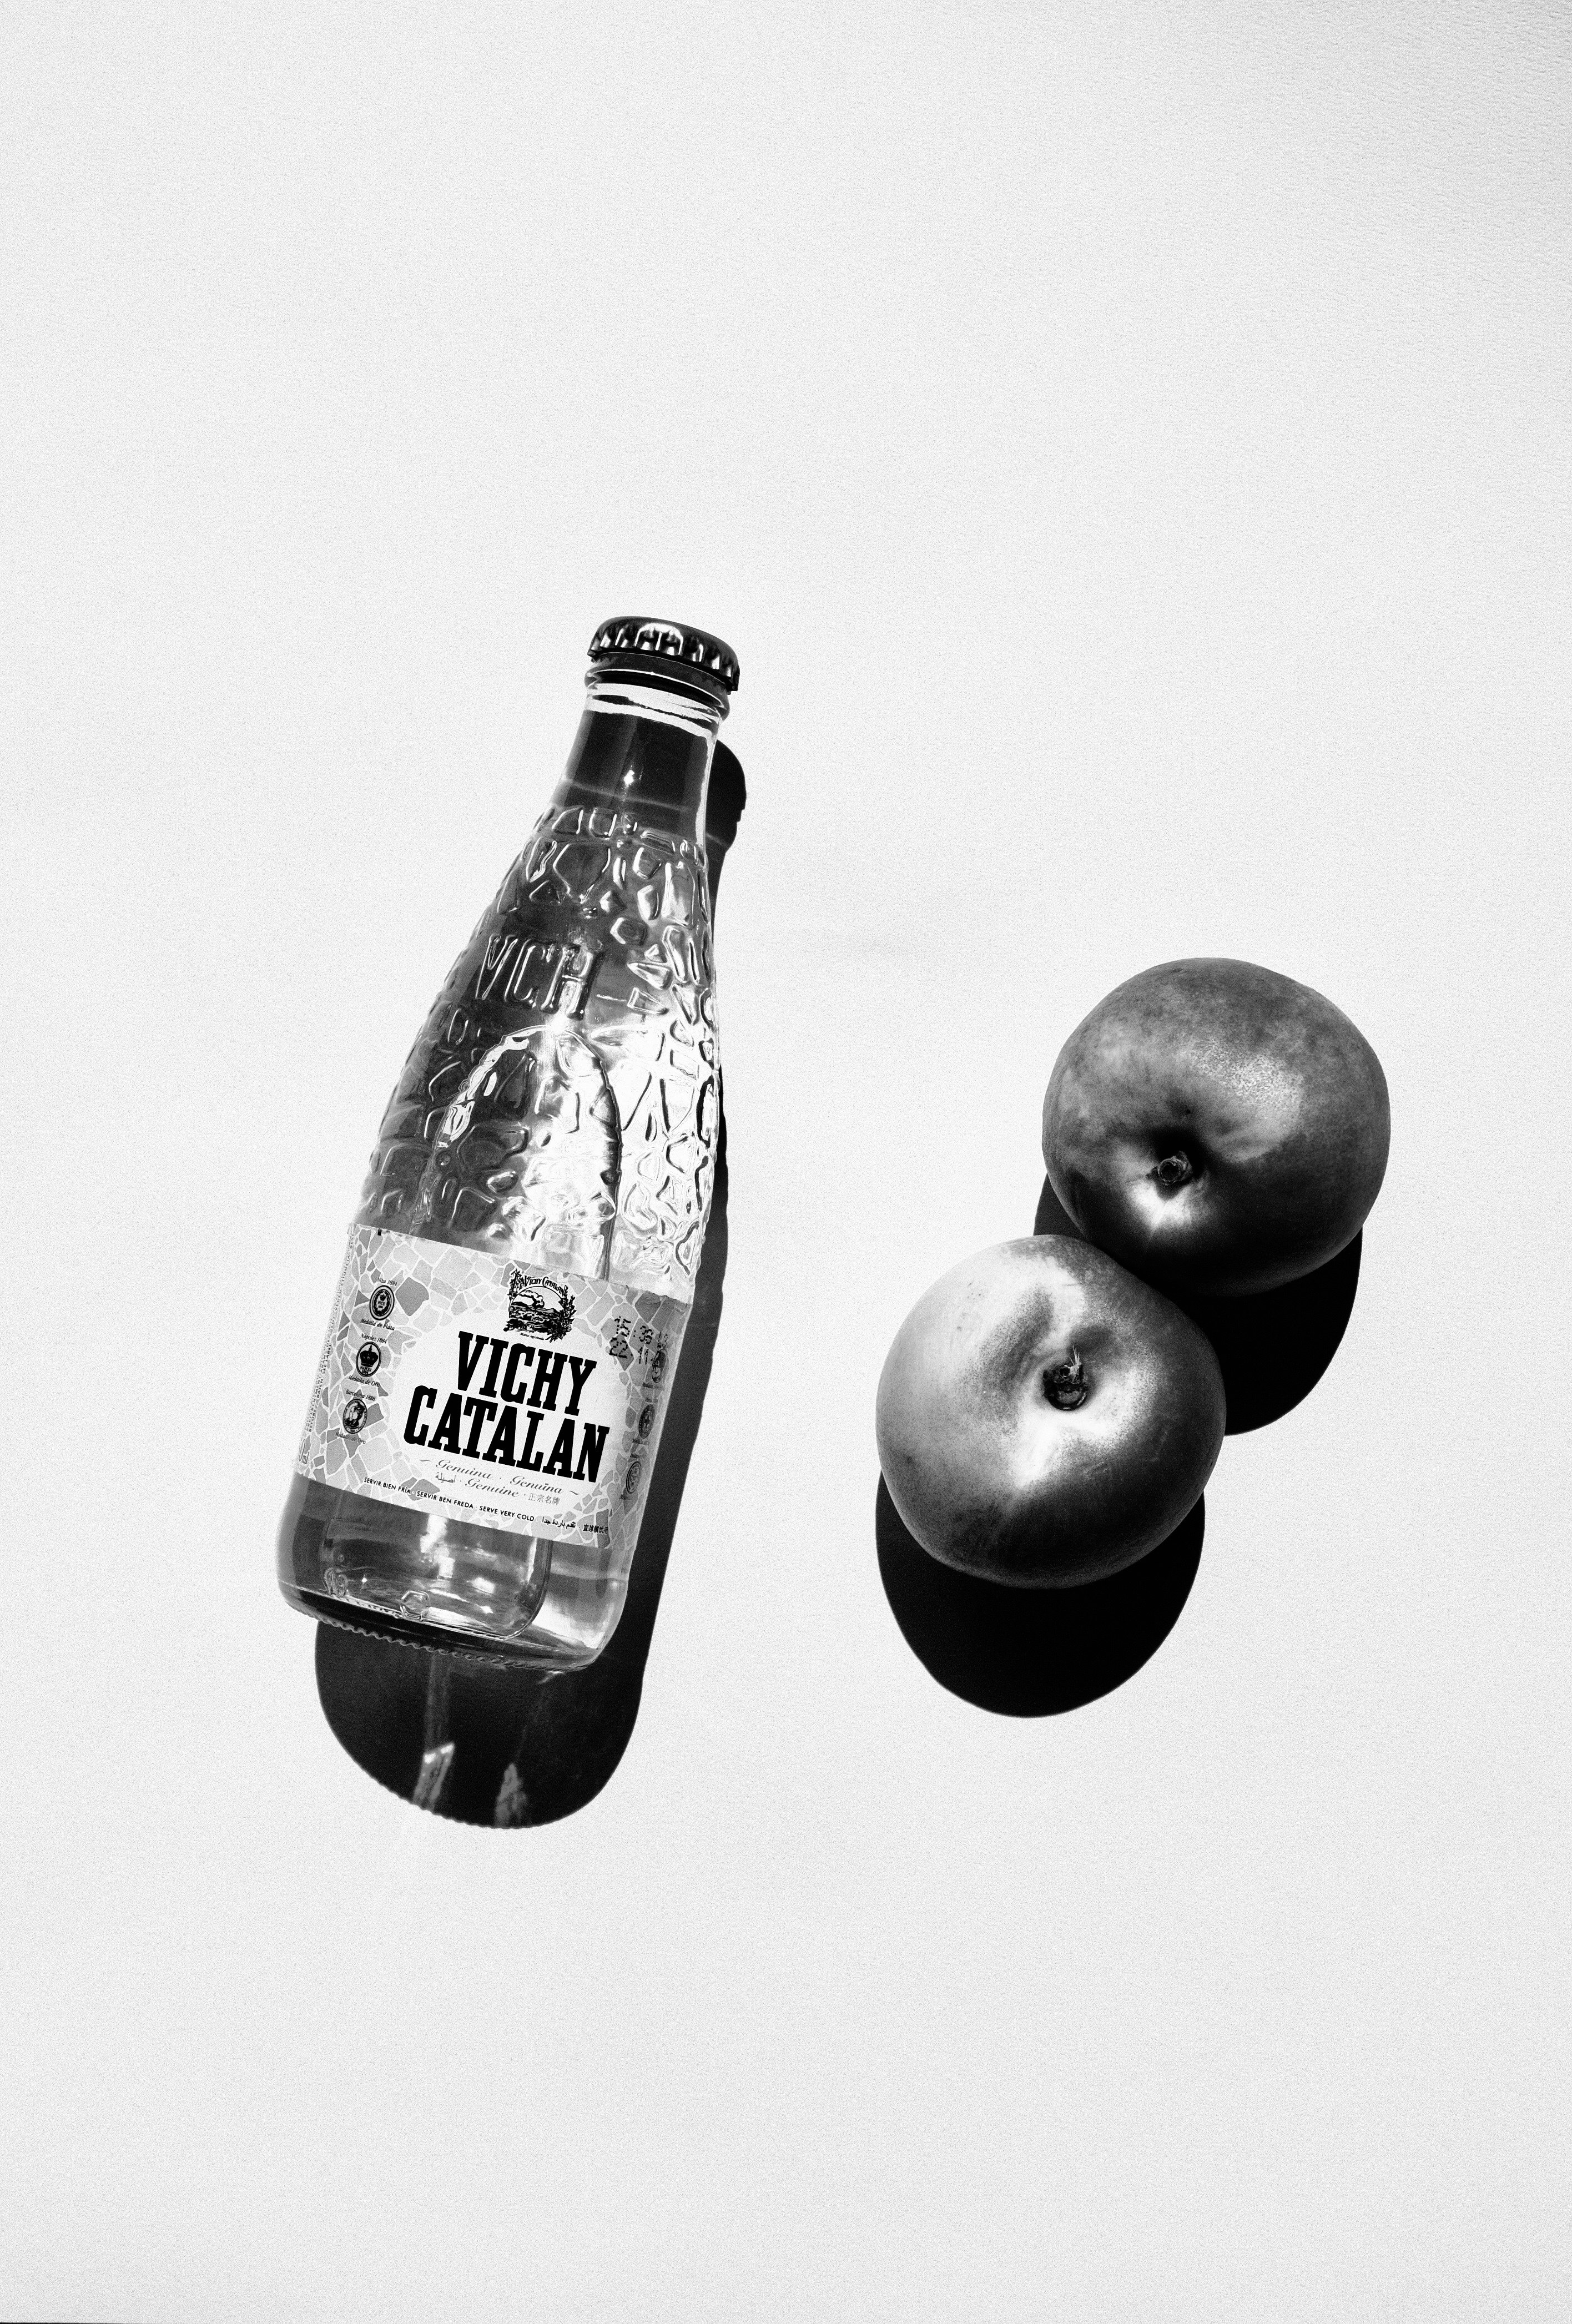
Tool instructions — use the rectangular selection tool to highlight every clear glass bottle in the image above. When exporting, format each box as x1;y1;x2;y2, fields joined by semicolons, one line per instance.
278;617;738;1668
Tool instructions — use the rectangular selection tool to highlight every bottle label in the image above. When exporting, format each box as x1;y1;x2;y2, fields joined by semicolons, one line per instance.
295;1228;686;1546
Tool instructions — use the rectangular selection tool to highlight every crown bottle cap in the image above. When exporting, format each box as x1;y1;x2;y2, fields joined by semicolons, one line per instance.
587;617;740;699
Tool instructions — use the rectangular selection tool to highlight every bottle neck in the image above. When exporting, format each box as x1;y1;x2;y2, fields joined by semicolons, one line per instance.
553;673;724;844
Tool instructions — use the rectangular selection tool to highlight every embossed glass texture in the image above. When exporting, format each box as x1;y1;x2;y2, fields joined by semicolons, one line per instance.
278;666;725;1667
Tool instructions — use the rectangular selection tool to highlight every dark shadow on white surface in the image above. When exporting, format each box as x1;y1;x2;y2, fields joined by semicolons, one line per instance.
311;744;744;1827
877;1478;1206;1717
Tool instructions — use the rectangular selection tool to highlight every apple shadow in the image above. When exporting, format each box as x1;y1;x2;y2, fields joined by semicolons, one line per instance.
877;1478;1206;1717
1031;1174;1361;1435
311;742;745;1828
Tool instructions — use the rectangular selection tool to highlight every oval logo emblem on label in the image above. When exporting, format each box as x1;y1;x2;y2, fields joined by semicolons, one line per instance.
505;1269;575;1340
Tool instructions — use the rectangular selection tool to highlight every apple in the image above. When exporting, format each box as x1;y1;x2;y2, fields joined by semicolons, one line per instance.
875;1237;1225;1587
1041;957;1389;1299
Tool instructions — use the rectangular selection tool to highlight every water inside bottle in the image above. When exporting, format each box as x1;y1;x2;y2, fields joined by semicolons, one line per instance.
279;680;724;1667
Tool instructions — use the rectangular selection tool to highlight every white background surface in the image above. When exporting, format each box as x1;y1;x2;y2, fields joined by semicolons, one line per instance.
3;5;1569;2317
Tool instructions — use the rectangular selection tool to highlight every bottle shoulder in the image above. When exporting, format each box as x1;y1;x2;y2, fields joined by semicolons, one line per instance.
354;801;720;1300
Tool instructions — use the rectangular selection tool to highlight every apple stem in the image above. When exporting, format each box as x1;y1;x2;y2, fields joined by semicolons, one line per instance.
1045;1349;1087;1410
1153;1152;1193;1191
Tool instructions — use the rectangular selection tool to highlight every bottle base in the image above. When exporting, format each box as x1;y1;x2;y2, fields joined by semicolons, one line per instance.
280;1581;599;1668
277;1471;618;1671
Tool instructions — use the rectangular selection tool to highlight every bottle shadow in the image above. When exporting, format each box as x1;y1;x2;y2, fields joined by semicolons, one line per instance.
1030;1174;1361;1434
878;1479;1205;1717
312;742;746;1827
